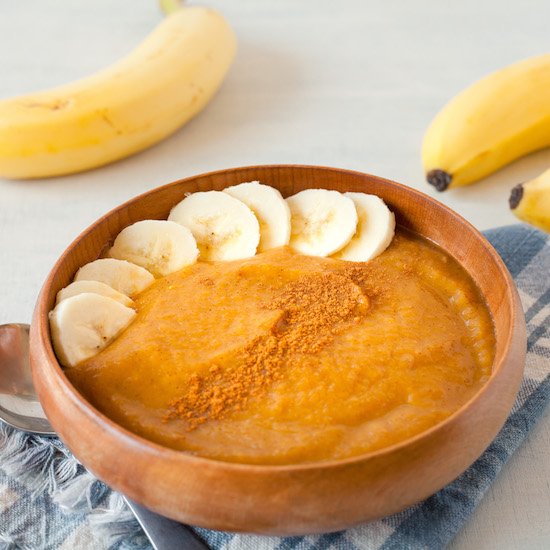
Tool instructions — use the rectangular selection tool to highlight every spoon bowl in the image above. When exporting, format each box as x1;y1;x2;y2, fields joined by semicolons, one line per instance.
0;324;53;435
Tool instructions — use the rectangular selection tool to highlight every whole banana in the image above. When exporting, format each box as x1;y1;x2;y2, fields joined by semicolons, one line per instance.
422;54;550;191
0;6;236;179
510;167;550;233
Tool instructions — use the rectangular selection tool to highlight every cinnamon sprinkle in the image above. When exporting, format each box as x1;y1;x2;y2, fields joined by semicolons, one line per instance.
164;270;370;429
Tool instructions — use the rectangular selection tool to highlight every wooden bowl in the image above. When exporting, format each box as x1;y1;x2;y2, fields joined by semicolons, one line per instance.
30;165;526;535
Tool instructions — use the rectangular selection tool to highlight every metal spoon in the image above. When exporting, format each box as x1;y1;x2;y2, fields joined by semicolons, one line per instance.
0;323;208;550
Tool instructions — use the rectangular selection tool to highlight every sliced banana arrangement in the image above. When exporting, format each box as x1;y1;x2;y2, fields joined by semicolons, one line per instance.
49;293;136;368
334;193;396;262
224;181;291;251
50;181;395;368
75;258;155;297
56;280;134;308
168;190;261;261
108;220;199;277
286;189;358;257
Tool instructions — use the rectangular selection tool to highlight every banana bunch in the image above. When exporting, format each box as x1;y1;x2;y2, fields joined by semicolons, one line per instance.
50;182;396;367
0;4;236;179
422;54;550;233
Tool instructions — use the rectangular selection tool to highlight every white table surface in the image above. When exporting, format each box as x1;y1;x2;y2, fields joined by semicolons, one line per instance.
1;1;549;548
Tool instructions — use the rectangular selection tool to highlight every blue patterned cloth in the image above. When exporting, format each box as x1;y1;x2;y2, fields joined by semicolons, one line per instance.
1;224;549;550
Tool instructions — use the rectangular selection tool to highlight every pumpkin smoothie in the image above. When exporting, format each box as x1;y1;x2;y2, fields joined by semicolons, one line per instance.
66;229;495;465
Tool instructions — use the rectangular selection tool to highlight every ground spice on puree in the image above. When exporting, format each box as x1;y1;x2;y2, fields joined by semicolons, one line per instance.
164;270;370;429
69;236;495;463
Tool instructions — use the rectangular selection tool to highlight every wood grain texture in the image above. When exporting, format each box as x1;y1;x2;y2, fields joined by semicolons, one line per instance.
29;165;527;534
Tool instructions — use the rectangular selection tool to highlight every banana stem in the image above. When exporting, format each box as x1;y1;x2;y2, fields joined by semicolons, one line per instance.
159;0;184;16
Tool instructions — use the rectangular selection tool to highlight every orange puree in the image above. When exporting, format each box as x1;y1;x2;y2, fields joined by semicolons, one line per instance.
66;229;495;465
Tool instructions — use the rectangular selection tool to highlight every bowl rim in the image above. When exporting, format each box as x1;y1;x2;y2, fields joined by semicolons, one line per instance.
34;163;523;472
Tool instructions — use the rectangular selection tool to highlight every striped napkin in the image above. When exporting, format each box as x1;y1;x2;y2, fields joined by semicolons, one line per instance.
0;224;548;550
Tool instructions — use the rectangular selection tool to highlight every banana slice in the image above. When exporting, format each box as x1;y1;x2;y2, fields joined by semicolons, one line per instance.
49;293;136;368
223;181;291;251
56;280;134;307
333;193;395;262
286;189;358;256
75;258;154;297
108;220;199;277
168;191;260;261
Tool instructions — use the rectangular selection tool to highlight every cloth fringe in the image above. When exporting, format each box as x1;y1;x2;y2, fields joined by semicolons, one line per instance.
0;423;146;549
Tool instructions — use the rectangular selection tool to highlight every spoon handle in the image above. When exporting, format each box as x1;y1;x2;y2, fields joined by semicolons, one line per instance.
124;498;209;550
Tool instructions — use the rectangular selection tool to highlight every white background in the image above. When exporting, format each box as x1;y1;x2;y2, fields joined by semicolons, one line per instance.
0;1;549;548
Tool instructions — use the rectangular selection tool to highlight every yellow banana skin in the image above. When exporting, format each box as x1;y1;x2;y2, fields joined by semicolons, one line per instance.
422;54;550;191
0;7;236;179
510;167;550;233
